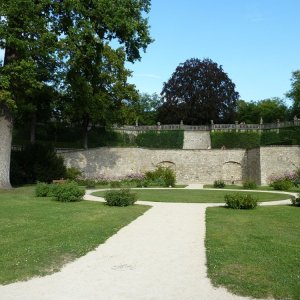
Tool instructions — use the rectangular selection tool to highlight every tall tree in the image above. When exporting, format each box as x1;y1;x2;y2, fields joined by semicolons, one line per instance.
158;58;239;125
0;0;152;187
53;0;152;148
0;0;56;188
287;70;300;118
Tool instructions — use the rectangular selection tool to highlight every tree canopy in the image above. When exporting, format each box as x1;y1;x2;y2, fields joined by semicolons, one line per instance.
0;0;152;187
158;58;239;125
287;70;300;118
237;98;289;124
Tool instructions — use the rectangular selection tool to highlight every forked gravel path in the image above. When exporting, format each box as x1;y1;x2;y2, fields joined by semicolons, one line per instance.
0;186;295;300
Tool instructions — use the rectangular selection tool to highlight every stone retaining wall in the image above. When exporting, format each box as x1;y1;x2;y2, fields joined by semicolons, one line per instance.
60;146;300;184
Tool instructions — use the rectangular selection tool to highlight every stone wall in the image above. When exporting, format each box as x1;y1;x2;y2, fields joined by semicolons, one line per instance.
61;148;246;184
259;146;300;185
183;131;211;149
246;148;261;184
60;146;300;184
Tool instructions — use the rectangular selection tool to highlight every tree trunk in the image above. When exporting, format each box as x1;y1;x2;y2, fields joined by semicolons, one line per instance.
30;112;36;144
0;108;13;189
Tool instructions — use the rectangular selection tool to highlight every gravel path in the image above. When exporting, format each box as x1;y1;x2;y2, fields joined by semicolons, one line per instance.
0;187;296;300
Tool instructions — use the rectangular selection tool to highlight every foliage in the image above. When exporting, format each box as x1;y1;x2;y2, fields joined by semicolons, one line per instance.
237;98;289;124
145;166;176;187
159;58;239;124
286;70;300;118
291;194;300;206
134;93;163;125
0;0;152;187
135;130;184;149
104;189;137;206
13;124;135;149
110;181;122;189
213;180;225;188
0;186;149;284
270;179;294;191
35;182;50;197
211;132;260;149
225;193;258;209
65;167;82;180
261;127;300;146
10;143;66;185
51;182;85;202
54;0;153;148
242;181;257;189
136;180;149;187
269;172;297;190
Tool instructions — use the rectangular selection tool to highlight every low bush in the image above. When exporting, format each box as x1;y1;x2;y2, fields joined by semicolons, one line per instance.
52;182;85;202
110;181;122;188
270;179;293;191
291;194;300;206
65;167;82;180
104;189;137;206
225;193;258;209
84;179;96;188
136;180;149;188
242;180;257;189
35;182;50;197
213;180;225;188
145;166;176;187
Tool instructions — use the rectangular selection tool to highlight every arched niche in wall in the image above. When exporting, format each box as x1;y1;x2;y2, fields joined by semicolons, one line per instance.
222;161;242;184
156;161;176;171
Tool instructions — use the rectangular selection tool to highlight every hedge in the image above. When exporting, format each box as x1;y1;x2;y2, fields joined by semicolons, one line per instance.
135;130;184;149
211;127;300;149
211;132;260;149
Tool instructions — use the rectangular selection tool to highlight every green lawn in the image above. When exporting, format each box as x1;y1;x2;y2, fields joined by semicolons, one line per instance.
204;184;300;193
206;206;300;299
0;186;150;284
93;189;290;203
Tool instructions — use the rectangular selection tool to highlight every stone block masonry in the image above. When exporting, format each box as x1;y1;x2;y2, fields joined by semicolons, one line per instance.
183;131;211;149
60;146;300;185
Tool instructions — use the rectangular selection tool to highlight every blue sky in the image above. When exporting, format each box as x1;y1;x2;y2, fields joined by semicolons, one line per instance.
127;0;300;104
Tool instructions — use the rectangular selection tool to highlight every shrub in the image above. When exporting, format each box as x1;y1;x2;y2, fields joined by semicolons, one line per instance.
110;181;122;188
270;179;293;191
10;143;66;185
213;180;225;188
52;182;85;202
136;180;149;188
291;194;300;206
104;189;137;206
243;181;257;189
225;193;258;209
65;167;82;180
145;166;176;187
35;182;50;197
163;167;176;187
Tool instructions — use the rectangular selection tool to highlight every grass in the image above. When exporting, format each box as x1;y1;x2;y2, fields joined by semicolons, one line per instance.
204;184;300;193
93;189;290;203
206;206;300;299
0;186;150;284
